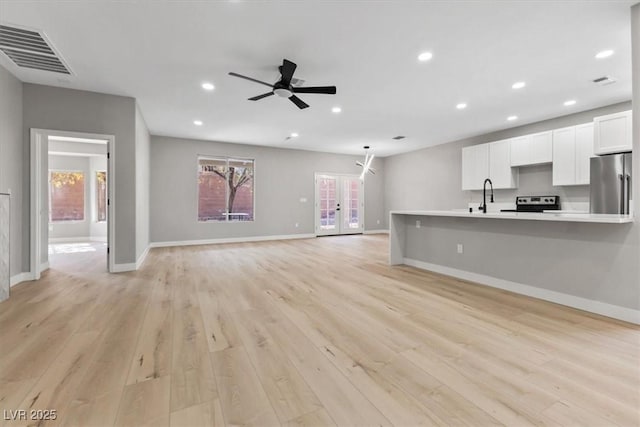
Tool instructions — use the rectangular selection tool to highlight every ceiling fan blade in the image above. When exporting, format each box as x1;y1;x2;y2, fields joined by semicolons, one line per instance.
289;95;309;109
293;86;337;95
248;92;274;101
280;59;297;85
228;72;273;88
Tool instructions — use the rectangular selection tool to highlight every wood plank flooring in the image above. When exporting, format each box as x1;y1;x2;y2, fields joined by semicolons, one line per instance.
1;236;639;426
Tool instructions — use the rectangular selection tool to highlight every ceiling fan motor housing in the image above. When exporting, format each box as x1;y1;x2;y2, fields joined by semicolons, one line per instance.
273;81;293;98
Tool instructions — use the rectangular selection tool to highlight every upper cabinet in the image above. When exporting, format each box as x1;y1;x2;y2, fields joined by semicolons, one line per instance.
593;110;632;155
461;144;489;190
462;140;517;190
489;139;518;189
552;123;594;186
510;131;552;166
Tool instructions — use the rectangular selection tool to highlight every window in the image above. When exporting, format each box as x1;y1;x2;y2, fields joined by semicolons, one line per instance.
50;171;85;222
198;157;254;222
96;171;107;222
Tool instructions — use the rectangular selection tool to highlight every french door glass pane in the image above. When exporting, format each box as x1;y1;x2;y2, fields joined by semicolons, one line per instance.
319;178;337;230
343;178;361;230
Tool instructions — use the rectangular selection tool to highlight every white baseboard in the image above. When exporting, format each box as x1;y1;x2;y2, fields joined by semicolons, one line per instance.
149;233;316;248
111;262;136;273
404;258;640;325
40;262;49;273
49;236;107;243
136;246;150;270
364;229;389;235
10;272;32;287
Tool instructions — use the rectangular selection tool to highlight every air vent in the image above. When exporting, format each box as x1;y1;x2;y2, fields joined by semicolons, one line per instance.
592;75;617;86
392;135;406;140
0;24;71;74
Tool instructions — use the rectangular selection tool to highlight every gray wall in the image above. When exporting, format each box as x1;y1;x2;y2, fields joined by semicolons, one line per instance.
135;104;150;259
0;65;23;277
150;136;385;243
385;101;632;214
48;155;91;240
23;84;137;265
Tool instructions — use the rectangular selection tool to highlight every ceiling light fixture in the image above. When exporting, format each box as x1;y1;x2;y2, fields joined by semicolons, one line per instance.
512;81;526;89
418;51;433;62
507;115;518;121
456;103;467;110
332;106;342;113
201;82;215;91
193;120;203;126
356;146;376;180
564;100;576;106
595;50;614;59
290;132;299;138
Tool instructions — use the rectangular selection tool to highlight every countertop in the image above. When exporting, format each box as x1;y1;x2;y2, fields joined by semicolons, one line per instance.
390;210;634;224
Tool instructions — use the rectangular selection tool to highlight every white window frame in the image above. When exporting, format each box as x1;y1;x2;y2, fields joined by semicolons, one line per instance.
197;155;255;222
49;169;87;223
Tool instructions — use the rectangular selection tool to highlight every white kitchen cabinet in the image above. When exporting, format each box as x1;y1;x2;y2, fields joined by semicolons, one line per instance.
489;139;518;189
552;126;576;186
462;144;489;190
593;110;632;155
510;131;552;166
575;123;594;185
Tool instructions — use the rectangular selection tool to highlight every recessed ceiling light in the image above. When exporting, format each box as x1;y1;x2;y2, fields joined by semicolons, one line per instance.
331;106;342;113
595;50;614;59
564;100;576;106
456;103;467;110
290;132;299;138
512;81;526;89
507;115;518;121
417;51;433;62
193;120;203;126
201;82;215;91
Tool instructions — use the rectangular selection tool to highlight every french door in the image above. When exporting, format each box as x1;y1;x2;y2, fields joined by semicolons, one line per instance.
315;174;364;236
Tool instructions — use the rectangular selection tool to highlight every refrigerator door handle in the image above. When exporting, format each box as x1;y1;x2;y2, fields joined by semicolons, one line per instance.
625;174;631;215
619;174;625;214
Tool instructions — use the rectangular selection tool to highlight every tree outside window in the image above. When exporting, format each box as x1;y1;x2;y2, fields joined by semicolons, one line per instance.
50;171;85;221
198;157;254;221
96;171;107;222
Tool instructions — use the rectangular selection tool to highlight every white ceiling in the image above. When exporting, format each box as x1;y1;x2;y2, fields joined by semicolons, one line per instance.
0;1;634;157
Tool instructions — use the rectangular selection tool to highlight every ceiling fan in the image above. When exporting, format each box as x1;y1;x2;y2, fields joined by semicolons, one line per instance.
228;59;337;109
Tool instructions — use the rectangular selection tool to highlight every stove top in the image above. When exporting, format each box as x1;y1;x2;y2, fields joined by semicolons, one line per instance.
501;195;560;213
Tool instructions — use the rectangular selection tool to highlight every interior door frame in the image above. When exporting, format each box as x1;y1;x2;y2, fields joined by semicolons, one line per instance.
314;172;365;236
30;129;116;278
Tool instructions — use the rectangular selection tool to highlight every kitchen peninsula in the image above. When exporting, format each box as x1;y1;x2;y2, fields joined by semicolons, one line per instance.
389;210;638;324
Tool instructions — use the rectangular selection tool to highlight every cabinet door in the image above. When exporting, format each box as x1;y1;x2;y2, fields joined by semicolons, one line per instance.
462;144;489;190
530;131;552;164
552;127;576;186
594;110;632;155
489;139;517;189
575;123;594;185
510;136;530;166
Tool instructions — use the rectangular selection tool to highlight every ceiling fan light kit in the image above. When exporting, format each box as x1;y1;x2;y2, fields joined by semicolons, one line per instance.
229;58;337;110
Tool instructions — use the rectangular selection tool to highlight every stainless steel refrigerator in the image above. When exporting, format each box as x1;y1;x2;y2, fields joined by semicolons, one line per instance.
590;153;632;214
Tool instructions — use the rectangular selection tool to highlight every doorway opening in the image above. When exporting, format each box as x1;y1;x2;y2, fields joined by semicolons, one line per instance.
315;173;364;236
30;129;115;278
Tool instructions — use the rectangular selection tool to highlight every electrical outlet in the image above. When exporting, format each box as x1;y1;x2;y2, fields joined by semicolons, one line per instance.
299;197;307;203
416;220;421;228
377;219;380;225
295;222;299;228
457;244;463;254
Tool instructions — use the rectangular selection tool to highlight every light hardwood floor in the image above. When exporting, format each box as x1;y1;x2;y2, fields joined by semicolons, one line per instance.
1;235;639;426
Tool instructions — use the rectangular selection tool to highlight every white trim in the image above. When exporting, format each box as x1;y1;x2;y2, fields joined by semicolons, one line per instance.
136;246;150;270
404;258;640;325
111;262;137;273
364;229;389;235
40;262;49;273
150;233;316;248
10;272;32;287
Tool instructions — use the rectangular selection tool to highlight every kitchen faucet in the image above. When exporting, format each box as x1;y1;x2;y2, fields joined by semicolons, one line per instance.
480;178;494;213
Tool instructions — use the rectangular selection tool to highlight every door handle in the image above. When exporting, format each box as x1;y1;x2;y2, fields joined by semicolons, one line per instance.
625;174;631;215
619;174;625;214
